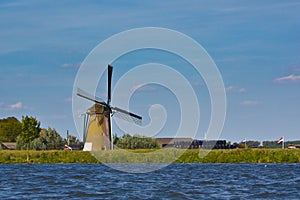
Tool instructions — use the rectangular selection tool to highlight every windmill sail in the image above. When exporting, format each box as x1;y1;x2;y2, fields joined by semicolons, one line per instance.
77;88;107;107
77;88;142;123
112;107;142;125
107;65;113;104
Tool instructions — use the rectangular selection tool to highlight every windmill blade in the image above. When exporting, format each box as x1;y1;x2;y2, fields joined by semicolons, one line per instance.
107;65;113;105
112;106;142;126
76;88;108;107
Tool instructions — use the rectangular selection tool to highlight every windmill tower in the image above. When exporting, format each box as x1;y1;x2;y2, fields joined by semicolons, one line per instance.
77;65;142;151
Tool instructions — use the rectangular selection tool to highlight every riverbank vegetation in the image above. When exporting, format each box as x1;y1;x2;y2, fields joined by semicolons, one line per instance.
113;134;159;149
0;116;81;151
0;150;99;164
1;116;300;151
1;116;300;164
1;149;299;164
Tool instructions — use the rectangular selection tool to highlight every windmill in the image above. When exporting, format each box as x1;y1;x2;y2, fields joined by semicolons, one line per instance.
77;65;142;151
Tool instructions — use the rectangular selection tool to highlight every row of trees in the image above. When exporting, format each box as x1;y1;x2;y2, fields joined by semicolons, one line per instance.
237;141;261;148
2;116;298;150
0;116;79;151
114;134;159;149
16;127;64;150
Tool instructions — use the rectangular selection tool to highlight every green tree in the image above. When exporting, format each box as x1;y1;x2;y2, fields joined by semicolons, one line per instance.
0;117;21;142
17;134;46;150
115;134;159;149
20;116;41;162
263;141;282;148
43;128;64;150
113;133;119;145
246;141;261;148
238;140;261;148
66;135;78;144
16;127;64;150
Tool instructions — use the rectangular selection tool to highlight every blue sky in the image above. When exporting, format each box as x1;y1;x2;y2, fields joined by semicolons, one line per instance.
0;0;299;142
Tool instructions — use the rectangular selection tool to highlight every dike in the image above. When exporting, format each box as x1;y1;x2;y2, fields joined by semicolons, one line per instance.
0;149;299;164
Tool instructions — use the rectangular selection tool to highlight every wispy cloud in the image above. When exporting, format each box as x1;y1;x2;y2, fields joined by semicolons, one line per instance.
226;86;235;93
226;86;246;93
275;74;300;83
61;62;81;68
239;88;246;93
9;102;23;109
240;100;258;106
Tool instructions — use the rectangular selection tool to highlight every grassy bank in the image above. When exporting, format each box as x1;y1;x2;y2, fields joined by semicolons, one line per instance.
0;149;300;164
0;150;99;164
178;148;300;163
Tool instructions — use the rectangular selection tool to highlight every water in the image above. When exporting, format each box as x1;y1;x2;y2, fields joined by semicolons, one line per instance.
0;164;299;199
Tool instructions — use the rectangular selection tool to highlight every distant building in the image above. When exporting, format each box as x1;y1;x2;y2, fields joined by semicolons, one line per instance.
155;138;193;148
174;140;228;149
1;142;16;150
288;144;300;149
155;138;231;149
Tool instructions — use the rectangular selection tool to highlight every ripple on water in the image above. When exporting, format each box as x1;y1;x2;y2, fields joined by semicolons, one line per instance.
0;163;299;199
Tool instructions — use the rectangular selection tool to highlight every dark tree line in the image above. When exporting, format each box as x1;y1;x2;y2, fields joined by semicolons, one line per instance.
238;140;261;148
114;134;159;149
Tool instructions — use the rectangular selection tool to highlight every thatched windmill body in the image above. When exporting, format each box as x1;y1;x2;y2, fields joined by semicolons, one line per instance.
77;65;142;151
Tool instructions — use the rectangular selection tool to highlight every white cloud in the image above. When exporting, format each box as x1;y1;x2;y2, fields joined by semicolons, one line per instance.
61;62;81;68
61;63;72;68
226;86;246;93
240;100;258;106
226;86;235;93
239;88;246;93
275;74;300;82
9;102;23;109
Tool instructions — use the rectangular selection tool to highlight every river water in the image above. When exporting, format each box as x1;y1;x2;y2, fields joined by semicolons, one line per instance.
0;163;299;199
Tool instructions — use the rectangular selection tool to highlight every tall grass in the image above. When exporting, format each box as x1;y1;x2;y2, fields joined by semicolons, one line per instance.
0;149;299;164
0;150;99;164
